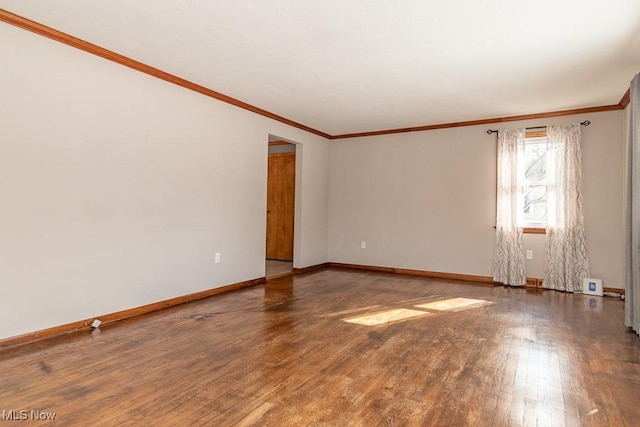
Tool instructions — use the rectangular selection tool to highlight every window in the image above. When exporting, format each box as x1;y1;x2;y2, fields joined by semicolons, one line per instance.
520;135;547;229
494;129;550;234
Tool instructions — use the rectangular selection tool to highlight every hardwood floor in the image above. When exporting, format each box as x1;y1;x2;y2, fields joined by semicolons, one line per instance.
1;268;639;426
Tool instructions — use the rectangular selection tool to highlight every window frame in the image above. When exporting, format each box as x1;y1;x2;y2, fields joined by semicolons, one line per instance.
494;130;548;234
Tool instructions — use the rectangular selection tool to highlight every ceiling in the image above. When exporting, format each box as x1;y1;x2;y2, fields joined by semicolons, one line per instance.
1;1;639;136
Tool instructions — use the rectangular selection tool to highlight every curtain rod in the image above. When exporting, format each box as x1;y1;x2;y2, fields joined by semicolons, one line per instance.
486;120;591;135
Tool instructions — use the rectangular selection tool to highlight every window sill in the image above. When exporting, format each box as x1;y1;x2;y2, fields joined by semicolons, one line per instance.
493;226;546;234
523;227;546;234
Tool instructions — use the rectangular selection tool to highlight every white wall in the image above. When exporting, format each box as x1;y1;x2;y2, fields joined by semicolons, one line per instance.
0;23;329;340
0;20;626;341
329;110;625;287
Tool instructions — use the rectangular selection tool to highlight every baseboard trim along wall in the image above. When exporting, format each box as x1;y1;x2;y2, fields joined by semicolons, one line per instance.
328;262;499;284
526;277;543;288
328;263;626;295
265;262;329;281
293;263;330;274
2;264;625;349
266;271;295;281
0;277;266;349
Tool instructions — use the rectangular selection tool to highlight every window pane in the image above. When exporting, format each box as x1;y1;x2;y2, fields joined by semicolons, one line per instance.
524;141;546;182
523;138;547;226
524;185;546;225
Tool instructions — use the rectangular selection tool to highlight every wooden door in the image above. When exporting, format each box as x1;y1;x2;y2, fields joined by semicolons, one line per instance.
266;152;295;260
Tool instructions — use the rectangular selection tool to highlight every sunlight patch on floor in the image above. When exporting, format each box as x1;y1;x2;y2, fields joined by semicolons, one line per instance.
414;297;493;312
343;308;432;326
320;305;383;318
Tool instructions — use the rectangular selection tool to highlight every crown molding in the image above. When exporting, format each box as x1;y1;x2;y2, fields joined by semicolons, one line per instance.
329;104;622;139
0;8;631;141
0;8;331;139
618;88;631;109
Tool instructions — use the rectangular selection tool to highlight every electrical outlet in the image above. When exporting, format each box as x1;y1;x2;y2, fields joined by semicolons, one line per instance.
526;250;533;260
215;252;221;264
360;240;366;249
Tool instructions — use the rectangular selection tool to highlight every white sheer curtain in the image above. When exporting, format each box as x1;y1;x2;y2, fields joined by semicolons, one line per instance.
543;124;590;292
493;128;526;286
626;73;640;335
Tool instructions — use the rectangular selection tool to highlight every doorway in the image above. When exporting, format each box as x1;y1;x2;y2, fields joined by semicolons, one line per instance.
265;139;296;278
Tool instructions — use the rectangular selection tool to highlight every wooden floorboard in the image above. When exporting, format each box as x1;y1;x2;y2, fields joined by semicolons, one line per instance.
0;268;639;426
